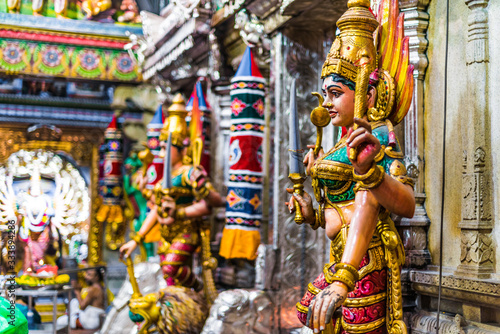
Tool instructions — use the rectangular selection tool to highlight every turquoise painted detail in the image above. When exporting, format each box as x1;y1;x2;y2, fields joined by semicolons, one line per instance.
171;166;195;205
317;124;404;204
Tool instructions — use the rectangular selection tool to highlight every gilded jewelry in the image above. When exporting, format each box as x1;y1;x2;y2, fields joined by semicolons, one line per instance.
132;233;145;244
315;202;326;229
175;207;187;220
334;263;360;281
353;163;385;189
323;262;359;292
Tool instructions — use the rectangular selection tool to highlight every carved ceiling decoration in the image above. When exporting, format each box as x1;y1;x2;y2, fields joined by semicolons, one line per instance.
280;0;348;51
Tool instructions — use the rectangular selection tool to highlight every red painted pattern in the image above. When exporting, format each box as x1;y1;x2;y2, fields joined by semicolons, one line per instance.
160;238;198;288
359;253;370;268
297;311;307;325
313;271;330;290
298;249;389;330
348;270;387;298
0;29;127;49
342;300;386;324
173;238;197;252
300;290;314;308
341;326;386;334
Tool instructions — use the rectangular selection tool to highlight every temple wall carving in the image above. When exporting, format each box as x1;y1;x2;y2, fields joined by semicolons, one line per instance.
414;0;500;328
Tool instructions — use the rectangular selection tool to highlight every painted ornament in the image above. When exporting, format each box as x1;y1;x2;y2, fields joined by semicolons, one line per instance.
220;46;265;261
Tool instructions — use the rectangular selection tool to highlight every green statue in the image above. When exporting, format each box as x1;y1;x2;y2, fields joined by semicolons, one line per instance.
123;152;156;258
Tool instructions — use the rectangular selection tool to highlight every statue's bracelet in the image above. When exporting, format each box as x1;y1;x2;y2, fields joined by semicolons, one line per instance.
324;262;359;292
331;270;356;292
132;233;145;244
334;263;360;281
353;163;385;189
175;207;186;220
312;203;326;230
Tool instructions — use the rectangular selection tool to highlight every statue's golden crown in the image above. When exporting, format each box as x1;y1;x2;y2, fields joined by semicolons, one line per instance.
321;0;378;81
160;93;189;147
322;0;415;126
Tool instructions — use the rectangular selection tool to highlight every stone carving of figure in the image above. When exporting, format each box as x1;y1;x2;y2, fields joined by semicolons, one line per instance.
117;0;141;23
234;9;270;63
124;32;149;68
201;289;273;334
81;0;113;21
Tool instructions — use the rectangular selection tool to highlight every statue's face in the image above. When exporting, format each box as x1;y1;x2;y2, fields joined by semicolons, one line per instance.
322;76;355;128
160;141;184;166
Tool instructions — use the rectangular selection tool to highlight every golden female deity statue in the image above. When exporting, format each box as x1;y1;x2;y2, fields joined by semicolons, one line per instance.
288;1;415;333
119;94;225;333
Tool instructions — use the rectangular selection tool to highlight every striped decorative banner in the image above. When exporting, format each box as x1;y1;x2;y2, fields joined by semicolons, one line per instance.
186;80;211;174
145;105;165;190
220;46;265;261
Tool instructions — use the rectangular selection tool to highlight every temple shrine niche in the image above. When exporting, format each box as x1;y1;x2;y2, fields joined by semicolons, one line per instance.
1;149;90;272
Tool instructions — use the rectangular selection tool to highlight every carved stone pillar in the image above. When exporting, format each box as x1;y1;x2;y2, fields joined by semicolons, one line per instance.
455;0;494;279
377;1;432;324
398;0;432;269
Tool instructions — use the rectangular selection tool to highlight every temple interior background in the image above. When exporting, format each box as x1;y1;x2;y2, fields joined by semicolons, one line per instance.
0;0;499;333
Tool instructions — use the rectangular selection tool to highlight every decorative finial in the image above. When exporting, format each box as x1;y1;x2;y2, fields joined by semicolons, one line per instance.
168;93;187;113
347;0;370;8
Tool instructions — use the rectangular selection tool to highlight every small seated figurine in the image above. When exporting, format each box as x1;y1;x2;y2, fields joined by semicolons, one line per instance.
57;269;105;330
81;0;114;21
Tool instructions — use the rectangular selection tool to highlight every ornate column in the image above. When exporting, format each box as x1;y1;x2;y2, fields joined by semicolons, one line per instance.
88;143;104;265
398;0;432;270
455;0;494;279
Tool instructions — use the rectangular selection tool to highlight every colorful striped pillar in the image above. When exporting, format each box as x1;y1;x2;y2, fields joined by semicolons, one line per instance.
97;115;125;250
220;47;265;261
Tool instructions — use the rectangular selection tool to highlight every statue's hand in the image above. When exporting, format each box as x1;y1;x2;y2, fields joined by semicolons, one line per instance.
190;166;208;189
158;198;176;225
120;240;138;259
303;145;324;176
134;173;147;192
347;118;381;174
285;188;315;225
307;282;347;332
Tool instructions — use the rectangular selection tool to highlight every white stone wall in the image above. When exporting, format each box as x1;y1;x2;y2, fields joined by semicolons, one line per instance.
488;1;500;278
424;0;499;276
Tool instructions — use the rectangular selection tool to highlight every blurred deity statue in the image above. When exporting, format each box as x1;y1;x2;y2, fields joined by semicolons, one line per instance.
0;150;90;272
81;0;113;20
119;94;225;332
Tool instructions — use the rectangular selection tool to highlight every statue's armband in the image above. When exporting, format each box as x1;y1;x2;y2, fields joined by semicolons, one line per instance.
389;159;414;189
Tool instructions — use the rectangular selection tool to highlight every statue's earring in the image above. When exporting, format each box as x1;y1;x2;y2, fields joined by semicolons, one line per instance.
182;155;192;165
